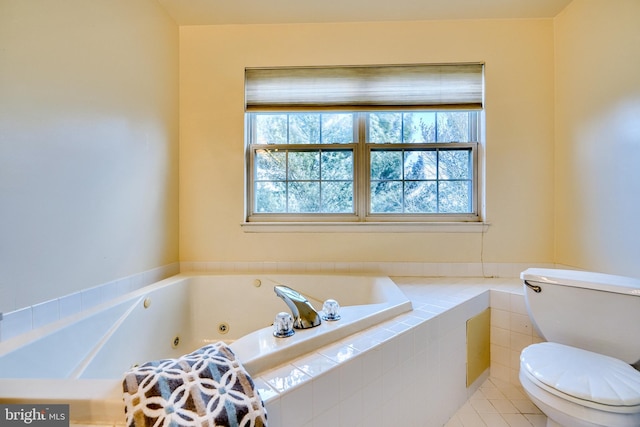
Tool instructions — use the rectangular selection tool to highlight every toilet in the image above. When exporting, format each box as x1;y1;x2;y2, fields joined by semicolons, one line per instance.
519;268;640;427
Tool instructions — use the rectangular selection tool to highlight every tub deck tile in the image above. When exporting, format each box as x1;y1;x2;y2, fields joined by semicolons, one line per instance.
291;352;337;376
251;276;536;427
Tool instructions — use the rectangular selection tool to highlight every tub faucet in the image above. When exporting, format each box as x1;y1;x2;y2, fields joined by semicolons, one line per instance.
274;285;321;329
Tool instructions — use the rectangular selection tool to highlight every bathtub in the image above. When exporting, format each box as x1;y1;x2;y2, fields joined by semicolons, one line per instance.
0;273;411;424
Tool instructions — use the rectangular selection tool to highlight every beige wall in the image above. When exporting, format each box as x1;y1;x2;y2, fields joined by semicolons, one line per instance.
5;0;638;318
555;0;640;276
179;19;556;266
17;2;639;314
0;0;179;313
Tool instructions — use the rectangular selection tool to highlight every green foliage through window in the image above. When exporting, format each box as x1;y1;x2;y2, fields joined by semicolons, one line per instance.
248;111;478;220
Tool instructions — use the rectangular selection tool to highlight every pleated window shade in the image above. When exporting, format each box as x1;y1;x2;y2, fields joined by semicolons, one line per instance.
245;63;484;112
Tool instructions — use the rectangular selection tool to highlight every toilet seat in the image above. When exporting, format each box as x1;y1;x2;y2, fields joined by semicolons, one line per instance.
520;342;640;412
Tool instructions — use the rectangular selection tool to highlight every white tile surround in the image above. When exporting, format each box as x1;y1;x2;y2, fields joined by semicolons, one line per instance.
0;263;180;342
0;261;554;342
180;261;553;279
489;287;545;386
2;264;551;427
248;276;540;427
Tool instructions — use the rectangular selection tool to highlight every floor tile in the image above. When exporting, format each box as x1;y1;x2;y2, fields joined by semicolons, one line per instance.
447;377;545;427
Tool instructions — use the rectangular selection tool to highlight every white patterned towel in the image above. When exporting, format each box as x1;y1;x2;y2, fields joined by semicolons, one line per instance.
123;342;267;427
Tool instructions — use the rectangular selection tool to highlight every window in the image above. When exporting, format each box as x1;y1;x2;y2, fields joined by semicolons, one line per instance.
245;64;483;223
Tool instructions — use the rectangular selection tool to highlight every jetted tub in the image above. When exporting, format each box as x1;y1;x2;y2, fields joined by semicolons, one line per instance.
0;273;412;424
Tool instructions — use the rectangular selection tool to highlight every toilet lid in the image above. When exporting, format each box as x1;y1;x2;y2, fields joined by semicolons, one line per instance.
521;342;640;407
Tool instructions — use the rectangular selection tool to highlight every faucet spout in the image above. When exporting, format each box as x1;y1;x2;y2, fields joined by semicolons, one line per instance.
274;285;321;329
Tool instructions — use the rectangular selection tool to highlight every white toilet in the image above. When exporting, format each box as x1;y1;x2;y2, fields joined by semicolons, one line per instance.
519;268;640;427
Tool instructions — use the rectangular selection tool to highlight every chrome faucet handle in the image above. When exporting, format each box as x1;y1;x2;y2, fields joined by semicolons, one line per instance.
322;299;341;321
273;312;295;338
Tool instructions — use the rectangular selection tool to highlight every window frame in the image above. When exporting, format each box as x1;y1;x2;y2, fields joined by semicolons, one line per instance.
245;111;481;223
365;141;479;222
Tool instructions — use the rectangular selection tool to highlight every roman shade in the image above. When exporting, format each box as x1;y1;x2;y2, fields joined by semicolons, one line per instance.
245;63;484;112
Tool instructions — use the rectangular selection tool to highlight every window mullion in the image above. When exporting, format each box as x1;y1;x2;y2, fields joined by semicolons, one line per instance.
318;148;323;211
401;149;406;213
435;148;440;213
285;150;290;212
356;113;368;220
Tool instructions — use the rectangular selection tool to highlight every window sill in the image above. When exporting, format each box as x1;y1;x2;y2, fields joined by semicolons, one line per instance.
241;221;490;233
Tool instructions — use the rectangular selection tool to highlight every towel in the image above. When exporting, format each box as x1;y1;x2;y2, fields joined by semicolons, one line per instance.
123;342;267;427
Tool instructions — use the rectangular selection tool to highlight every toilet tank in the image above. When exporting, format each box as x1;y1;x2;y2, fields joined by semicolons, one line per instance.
521;268;640;364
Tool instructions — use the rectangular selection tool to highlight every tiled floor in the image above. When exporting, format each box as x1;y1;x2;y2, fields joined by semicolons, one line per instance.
445;376;546;427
